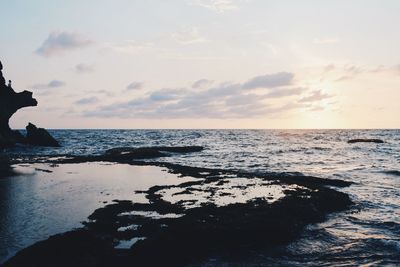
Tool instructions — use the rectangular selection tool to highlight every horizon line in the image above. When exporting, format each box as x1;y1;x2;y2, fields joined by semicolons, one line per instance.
14;128;400;130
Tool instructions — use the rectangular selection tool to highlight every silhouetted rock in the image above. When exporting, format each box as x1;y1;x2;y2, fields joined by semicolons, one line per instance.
0;60;5;85
3;229;115;267
348;138;384;144
0;60;38;147
0;156;17;178
25;123;60;147
0;60;60;148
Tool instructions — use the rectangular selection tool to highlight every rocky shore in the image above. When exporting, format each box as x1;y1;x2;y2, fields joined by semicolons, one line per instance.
3;146;353;267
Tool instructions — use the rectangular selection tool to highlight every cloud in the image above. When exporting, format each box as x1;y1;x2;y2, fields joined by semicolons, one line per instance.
191;0;239;13
126;82;144;90
36;31;92;57
324;64;335;73
33;80;65;89
345;65;363;75
171;28;207;45
192;79;214;89
75;63;94;74
83;71;308;119
331;64;399;82
333;64;367;82
75;97;99;105
313;38;339;44
335;76;351;82
265;87;305;98
242;72;294;89
149;88;187;102
299;90;333;103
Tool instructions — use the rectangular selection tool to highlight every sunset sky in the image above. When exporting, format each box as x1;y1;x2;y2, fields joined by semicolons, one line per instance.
1;0;399;129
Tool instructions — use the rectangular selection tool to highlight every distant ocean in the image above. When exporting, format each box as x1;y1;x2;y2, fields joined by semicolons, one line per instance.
2;129;400;265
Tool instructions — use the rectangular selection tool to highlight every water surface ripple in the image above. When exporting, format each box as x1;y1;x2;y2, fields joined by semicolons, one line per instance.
3;129;400;265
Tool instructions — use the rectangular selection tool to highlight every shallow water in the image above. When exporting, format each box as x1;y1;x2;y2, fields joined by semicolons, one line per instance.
159;178;303;209
2;129;400;265
0;163;196;263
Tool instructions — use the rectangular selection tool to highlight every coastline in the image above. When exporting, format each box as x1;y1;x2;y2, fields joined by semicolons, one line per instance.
1;148;353;266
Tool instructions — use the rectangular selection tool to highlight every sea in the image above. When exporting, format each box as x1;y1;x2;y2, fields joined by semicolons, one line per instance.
1;129;399;266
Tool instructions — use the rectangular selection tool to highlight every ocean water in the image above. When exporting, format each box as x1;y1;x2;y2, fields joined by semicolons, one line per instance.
2;129;400;265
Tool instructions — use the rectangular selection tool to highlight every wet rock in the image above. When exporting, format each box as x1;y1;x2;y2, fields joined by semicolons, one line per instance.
4;157;353;267
0;60;37;148
105;147;166;159
152;146;204;153
0;156;17;178
104;146;204;160
26;123;60;147
3;230;116;267
348;138;384;144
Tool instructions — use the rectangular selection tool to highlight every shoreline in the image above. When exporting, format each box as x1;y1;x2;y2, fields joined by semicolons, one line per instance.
1;148;353;266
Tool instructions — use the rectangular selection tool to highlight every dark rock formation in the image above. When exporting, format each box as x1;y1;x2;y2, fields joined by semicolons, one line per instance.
348;138;384;144
26;123;60;147
0;60;59;148
3;230;115;267
105;147;166;160
104;146;204;160
0;156;17;178
0;60;37;147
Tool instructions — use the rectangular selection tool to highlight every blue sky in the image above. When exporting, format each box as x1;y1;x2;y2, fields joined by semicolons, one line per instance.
1;0;399;128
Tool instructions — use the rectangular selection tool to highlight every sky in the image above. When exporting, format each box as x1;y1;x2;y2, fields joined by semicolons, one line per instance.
0;0;399;129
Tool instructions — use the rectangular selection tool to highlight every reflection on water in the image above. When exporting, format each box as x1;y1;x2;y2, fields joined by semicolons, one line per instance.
159;178;304;209
0;163;195;263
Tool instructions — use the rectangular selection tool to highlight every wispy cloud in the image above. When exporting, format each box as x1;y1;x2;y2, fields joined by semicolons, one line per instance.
33;80;66;89
192;79;214;89
149;88;187;102
324;64;335;73
36;31;92;57
191;0;239;13
299;90;333;103
74;63;94;74
242;72;294;89
265;87;304;98
335;76;352;82
332;64;370;82
126;82;144;90
171;28;208;45
75;97;99;105
83;72;309;119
